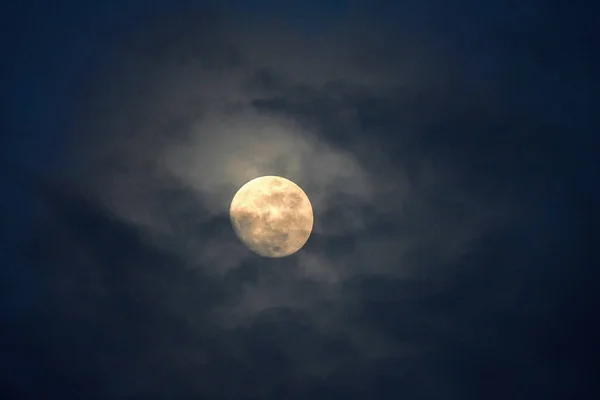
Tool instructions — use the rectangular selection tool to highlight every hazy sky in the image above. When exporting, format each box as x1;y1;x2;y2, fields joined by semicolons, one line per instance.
2;1;598;399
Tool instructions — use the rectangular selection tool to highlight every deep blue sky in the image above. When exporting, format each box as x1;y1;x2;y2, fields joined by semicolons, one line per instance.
2;1;598;399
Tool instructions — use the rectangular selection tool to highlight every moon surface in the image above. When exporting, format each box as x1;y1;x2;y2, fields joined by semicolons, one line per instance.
230;176;314;257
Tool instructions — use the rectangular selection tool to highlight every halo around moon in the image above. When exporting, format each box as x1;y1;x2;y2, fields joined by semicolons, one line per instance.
229;176;314;257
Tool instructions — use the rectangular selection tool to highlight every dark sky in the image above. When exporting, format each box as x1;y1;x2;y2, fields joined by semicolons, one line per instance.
2;1;598;399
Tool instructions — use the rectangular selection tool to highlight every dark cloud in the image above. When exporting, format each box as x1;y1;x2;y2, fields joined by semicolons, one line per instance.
2;0;598;399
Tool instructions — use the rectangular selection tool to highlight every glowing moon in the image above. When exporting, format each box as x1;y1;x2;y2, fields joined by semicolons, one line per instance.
230;176;313;257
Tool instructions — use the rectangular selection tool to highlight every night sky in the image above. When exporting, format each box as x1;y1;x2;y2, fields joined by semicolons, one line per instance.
2;1;599;399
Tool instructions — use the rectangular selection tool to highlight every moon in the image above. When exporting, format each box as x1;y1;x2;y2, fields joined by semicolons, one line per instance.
230;176;314;257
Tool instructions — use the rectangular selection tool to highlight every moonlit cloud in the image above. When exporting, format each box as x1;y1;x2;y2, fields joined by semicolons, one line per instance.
65;7;492;326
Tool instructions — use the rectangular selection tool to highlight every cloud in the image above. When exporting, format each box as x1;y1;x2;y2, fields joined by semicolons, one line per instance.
66;5;490;288
54;6;503;355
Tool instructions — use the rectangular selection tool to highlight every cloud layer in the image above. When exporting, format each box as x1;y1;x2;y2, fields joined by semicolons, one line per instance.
67;4;490;288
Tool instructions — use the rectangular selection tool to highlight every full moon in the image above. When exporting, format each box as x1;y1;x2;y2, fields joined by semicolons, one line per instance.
230;176;314;257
